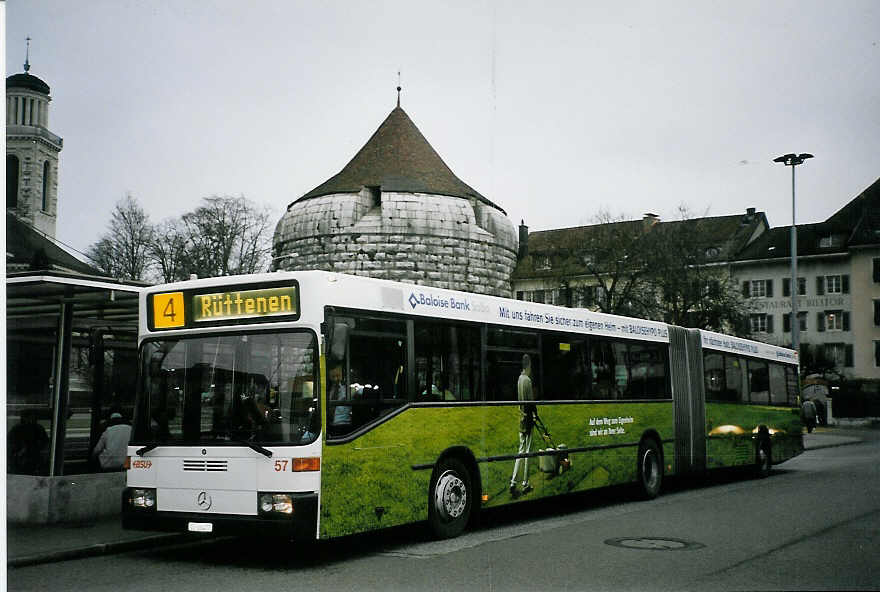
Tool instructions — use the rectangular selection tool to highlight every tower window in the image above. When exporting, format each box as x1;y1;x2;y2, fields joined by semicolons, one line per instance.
367;185;381;208
42;161;51;211
7;155;20;207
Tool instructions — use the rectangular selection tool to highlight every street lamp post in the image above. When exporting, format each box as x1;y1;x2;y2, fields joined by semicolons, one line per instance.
773;152;813;354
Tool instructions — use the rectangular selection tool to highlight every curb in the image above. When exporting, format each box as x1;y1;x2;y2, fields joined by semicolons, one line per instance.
804;439;862;451
8;532;189;568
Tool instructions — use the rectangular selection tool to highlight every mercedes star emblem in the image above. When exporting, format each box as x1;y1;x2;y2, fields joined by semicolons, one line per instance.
196;491;212;510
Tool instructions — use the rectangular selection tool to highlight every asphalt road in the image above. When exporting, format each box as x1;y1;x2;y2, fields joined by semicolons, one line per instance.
9;438;880;592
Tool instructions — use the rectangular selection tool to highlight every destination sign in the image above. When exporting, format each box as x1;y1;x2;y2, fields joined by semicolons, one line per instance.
193;286;298;323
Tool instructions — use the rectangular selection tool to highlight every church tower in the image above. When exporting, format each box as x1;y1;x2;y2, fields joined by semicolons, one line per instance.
6;40;63;238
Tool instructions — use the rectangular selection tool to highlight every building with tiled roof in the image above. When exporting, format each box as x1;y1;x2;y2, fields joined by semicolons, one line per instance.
732;177;880;384
512;208;768;310
273;102;517;296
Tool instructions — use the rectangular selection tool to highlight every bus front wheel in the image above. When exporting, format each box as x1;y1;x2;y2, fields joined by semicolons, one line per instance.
637;438;662;499
428;457;473;539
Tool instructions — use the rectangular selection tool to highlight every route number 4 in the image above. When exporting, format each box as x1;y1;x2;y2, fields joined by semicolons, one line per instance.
152;292;185;329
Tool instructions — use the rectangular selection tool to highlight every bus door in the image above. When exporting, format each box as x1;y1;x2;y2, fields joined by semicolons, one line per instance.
668;326;706;474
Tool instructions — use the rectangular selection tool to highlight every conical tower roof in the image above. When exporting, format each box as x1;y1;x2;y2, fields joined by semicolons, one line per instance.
294;106;504;213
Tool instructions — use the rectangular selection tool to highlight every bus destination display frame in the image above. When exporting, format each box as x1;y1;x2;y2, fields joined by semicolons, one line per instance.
147;280;301;331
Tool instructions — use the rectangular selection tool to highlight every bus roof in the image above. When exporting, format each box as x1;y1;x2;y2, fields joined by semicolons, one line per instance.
141;271;798;363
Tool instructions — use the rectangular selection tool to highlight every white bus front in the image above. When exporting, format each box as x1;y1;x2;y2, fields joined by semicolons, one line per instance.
123;325;322;540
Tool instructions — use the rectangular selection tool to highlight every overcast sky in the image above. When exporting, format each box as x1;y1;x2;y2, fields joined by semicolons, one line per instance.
6;1;879;256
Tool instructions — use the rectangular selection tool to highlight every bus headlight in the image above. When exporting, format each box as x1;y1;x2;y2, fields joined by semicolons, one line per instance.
258;492;294;516
129;488;156;510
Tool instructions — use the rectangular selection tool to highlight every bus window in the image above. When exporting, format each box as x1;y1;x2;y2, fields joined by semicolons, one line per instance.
486;328;539;402
589;339;619;400
414;322;480;402
769;363;788;405
748;359;770;404
486;350;539;401
725;356;747;402
487;328;538;350
541;337;588;400
612;342;629;395
344;330;407;434
704;352;725;401
138;332;318;445
627;343;669;399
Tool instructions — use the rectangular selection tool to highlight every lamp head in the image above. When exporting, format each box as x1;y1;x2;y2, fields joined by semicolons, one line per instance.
773;153;814;166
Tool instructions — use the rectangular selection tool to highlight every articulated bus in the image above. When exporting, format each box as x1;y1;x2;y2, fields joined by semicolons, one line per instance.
123;271;803;540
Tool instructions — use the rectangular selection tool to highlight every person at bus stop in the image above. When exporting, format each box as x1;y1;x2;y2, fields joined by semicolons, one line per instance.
7;409;49;475
510;354;536;497
92;412;132;471
801;398;817;433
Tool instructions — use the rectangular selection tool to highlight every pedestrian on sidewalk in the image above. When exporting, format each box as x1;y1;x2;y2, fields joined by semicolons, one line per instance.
802;398;817;433
92;412;132;471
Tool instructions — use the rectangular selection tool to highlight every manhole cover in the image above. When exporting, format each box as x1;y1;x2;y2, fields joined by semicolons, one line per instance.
605;537;704;551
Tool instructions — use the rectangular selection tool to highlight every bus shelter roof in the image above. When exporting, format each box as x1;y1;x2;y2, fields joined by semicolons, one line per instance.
6;271;144;326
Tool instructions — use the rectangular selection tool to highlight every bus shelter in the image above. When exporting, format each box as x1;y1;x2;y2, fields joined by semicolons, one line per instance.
6;271;142;523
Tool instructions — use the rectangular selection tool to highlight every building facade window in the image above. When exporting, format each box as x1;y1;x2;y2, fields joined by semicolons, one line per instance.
819;310;849;332
817;274;850;295
874;299;880;327
824;343;846;368
7;155;19;207
782;277;806;297
826;275;842;294
42;161;50;211
745;279;773;298
750;313;773;333
873;258;880;283
783;312;807;333
875;341;880;368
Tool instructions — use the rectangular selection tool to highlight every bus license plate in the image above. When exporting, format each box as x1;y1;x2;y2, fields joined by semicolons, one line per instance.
188;522;213;533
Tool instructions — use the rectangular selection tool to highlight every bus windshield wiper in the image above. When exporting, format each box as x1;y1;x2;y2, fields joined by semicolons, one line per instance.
136;443;161;456
228;438;273;458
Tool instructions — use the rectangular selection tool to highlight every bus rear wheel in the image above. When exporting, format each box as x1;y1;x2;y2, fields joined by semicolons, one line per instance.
428;457;473;539
637;438;662;499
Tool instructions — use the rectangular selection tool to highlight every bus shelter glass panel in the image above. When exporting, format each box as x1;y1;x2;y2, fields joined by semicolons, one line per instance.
64;332;137;474
135;331;318;445
6;325;56;475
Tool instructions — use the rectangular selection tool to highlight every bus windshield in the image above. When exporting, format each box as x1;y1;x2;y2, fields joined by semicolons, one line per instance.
133;331;319;446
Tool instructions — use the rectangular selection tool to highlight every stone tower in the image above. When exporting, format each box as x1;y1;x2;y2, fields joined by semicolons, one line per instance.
273;104;517;297
6;48;63;238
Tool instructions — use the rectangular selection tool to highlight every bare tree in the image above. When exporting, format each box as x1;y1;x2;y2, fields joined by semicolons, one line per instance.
644;206;747;333
573;210;658;318
149;218;190;283
87;194;154;281
177;195;273;278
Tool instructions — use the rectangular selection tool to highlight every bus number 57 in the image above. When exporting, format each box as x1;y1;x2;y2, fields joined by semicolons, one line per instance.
274;460;289;472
